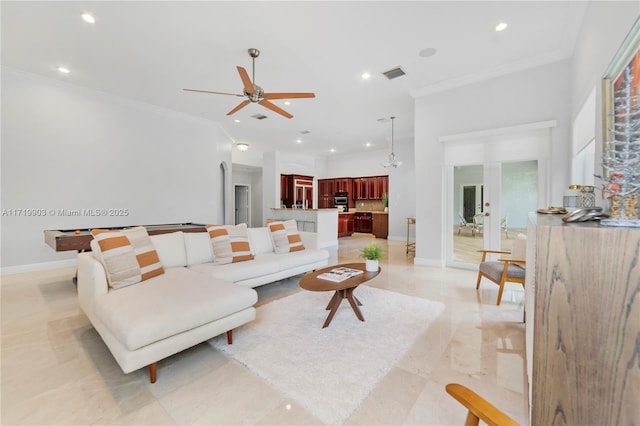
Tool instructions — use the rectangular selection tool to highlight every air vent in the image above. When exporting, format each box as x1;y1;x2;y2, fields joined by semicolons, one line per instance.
251;113;268;120
382;66;406;80
299;130;311;134
376;118;390;123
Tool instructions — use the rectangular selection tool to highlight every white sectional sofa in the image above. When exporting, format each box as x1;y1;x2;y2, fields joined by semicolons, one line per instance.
77;226;329;383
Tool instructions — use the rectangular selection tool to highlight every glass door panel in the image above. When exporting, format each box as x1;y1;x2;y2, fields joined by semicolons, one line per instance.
453;165;484;264
499;161;538;251
451;160;538;266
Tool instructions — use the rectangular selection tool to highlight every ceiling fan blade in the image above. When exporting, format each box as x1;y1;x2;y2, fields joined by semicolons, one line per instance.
237;66;254;94
263;92;316;100
259;99;293;119
183;88;244;97
227;100;250;115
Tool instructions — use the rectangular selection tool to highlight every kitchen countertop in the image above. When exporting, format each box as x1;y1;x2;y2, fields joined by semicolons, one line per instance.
339;211;388;215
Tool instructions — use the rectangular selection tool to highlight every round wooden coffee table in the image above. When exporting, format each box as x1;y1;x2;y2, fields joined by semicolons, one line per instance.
299;262;381;328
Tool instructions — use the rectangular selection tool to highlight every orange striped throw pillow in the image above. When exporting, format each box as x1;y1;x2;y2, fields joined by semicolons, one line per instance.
206;223;254;264
91;227;164;289
268;219;305;254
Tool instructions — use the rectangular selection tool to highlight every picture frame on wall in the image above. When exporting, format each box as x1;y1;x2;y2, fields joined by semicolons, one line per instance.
601;17;640;148
600;17;640;224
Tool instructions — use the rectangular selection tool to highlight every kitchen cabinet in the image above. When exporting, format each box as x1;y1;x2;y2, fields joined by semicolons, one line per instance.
338;213;354;237
353;178;369;200
372;213;388;239
281;174;313;208
353;176;388;200
318;179;333;209
335;178;352;193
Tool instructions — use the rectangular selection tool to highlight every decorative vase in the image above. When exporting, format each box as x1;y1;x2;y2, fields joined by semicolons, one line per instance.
365;259;379;272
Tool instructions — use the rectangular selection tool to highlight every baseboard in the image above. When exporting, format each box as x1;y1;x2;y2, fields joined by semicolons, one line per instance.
413;257;444;268
1;259;77;276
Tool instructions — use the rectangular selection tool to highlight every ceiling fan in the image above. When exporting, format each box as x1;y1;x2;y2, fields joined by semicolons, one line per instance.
184;48;315;119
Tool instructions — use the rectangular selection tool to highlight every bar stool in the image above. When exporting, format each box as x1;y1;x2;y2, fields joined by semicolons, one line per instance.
406;217;416;254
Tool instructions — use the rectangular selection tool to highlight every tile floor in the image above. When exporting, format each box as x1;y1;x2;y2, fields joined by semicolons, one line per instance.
1;233;528;425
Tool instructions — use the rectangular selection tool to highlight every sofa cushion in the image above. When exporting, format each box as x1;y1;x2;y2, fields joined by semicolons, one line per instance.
93;268;257;351
268;220;305;253
91;227;164;289
188;253;280;283
150;232;187;268
247;227;275;255
275;248;330;270
184;232;213;266
206;223;254;264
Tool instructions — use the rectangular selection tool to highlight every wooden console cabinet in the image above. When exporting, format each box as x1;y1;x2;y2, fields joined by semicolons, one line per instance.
372;213;388;239
527;214;639;425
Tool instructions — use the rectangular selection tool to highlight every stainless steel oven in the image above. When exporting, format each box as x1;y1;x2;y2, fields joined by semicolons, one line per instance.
334;192;349;212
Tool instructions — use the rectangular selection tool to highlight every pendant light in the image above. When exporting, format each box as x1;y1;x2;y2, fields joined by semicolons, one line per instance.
382;116;402;168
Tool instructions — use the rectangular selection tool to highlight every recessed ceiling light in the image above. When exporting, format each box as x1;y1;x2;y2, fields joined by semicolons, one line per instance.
496;22;508;32
57;66;70;74
284;101;291;105
419;47;437;58
329;148;336;153
361;72;371;80
296;139;302;143
365;142;372;148
81;13;95;24
234;119;240;123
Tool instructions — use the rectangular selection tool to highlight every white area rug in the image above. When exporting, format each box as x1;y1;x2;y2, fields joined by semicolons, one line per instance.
209;285;445;425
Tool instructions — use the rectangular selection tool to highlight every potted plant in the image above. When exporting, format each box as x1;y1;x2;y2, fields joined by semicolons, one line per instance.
361;239;383;271
382;192;389;212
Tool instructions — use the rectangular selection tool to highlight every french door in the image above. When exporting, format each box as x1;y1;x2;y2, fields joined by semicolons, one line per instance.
442;121;553;269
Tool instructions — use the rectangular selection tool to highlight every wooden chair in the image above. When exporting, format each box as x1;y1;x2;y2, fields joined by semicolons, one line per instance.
446;383;520;426
475;234;526;305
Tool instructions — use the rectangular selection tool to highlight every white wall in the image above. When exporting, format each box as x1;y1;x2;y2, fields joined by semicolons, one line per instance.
414;60;571;265
1;68;232;271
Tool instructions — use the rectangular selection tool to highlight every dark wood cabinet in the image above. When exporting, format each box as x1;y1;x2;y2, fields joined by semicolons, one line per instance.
353;178;368;200
318;178;335;209
281;174;313;208
353;176;388;200
338;213;354;237
372;213;388;239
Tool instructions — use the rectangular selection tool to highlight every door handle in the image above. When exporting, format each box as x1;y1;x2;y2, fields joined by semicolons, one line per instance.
484;212;490;216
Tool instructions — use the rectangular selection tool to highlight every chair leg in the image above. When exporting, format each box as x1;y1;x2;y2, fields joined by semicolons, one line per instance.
496;279;506;305
476;272;483;290
149;362;157;384
226;330;233;344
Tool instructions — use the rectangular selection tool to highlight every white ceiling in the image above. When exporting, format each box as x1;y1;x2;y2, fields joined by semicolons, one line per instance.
1;1;588;158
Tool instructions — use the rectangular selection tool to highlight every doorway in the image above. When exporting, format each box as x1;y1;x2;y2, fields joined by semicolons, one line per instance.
234;184;251;226
442;120;553;269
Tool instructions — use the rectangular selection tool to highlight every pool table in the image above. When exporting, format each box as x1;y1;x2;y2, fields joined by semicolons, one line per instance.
44;222;207;252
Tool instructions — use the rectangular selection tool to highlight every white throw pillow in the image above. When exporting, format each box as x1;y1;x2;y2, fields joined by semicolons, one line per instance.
510;233;527;267
150;232;187;269
248;227;275;255
184;232;213;266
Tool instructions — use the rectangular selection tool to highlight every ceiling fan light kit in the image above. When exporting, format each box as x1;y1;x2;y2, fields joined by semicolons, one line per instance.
382;116;402;168
184;48;315;119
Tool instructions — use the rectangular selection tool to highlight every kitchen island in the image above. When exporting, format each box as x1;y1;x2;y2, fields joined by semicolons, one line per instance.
268;208;339;250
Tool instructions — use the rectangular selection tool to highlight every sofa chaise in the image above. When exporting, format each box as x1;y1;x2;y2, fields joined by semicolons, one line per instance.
77;223;330;383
